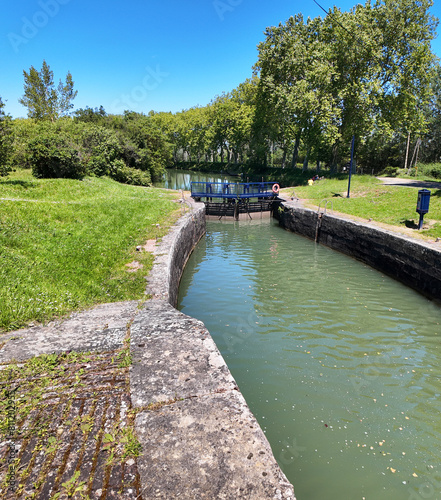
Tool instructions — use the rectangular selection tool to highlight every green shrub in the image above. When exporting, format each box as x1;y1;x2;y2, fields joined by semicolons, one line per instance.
417;163;441;179
108;160;151;186
29;132;85;179
81;126;122;176
378;166;399;177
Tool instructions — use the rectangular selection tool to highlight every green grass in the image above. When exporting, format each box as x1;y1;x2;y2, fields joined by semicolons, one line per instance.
287;175;441;239
0;170;180;331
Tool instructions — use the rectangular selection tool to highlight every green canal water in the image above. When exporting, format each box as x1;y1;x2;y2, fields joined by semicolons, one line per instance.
177;219;441;500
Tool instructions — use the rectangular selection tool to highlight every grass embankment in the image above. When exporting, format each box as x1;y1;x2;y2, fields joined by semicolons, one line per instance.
0;170;180;332
283;175;441;239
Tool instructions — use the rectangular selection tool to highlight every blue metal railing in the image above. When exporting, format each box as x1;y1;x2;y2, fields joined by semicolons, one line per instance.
190;182;278;199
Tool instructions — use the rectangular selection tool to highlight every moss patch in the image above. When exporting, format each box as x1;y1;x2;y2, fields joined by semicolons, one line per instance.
0;349;142;499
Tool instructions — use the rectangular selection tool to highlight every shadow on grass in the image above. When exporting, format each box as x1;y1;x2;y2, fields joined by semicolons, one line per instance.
401;219;418;229
0;179;36;188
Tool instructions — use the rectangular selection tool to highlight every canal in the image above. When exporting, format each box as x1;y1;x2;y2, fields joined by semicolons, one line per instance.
153;168;238;191
177;218;441;500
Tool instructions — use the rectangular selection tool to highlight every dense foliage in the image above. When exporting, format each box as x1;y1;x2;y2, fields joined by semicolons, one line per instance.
29;129;85;179
2;106;171;184
154;0;439;173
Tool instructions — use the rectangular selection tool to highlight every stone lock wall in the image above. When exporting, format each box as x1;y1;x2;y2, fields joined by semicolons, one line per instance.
146;202;206;307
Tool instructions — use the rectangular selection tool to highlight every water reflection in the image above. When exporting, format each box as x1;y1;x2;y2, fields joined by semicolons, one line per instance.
178;219;441;500
153;168;238;191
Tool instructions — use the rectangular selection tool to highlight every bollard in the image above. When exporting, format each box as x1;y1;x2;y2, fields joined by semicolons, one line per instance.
416;189;431;230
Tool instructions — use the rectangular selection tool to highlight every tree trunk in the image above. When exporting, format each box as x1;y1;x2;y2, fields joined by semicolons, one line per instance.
281;149;287;169
291;132;301;168
330;142;339;175
404;131;411;171
302;147;310;172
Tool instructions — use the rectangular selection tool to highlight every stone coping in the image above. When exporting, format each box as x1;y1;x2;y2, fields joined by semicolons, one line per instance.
130;301;295;499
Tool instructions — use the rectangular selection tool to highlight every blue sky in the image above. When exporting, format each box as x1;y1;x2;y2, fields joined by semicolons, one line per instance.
2;0;441;118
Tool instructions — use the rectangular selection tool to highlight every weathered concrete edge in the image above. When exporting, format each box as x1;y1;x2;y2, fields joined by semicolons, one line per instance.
278;201;441;301
145;200;206;307
131;201;296;499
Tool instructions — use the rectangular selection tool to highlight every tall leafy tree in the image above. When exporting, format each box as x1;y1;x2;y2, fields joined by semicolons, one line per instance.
19;60;78;122
321;5;382;167
253;0;438;171
421;63;441;163
209;93;254;164
254;14;341;169
374;0;438;135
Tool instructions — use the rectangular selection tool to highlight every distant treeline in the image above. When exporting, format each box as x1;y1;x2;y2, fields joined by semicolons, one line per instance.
0;0;440;183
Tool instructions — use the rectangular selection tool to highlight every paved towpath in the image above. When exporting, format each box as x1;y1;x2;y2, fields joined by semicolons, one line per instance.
377;177;441;189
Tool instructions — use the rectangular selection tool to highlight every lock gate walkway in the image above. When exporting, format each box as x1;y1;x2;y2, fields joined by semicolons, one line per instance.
191;181;280;219
191;181;278;200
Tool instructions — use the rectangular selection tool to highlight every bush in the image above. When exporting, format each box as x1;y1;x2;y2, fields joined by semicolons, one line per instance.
378;166;399;177
0;164;13;177
108;160;151;186
417;163;441;179
29;132;85;179
81;126;122;176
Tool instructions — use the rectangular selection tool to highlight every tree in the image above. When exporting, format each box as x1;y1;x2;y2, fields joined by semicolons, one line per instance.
421;63;441;163
252;0;438;172
0;98;13;176
148;111;181;162
28;127;85;179
254;14;340;169
115;112;172;181
73;106;107;123
19;60;78;121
